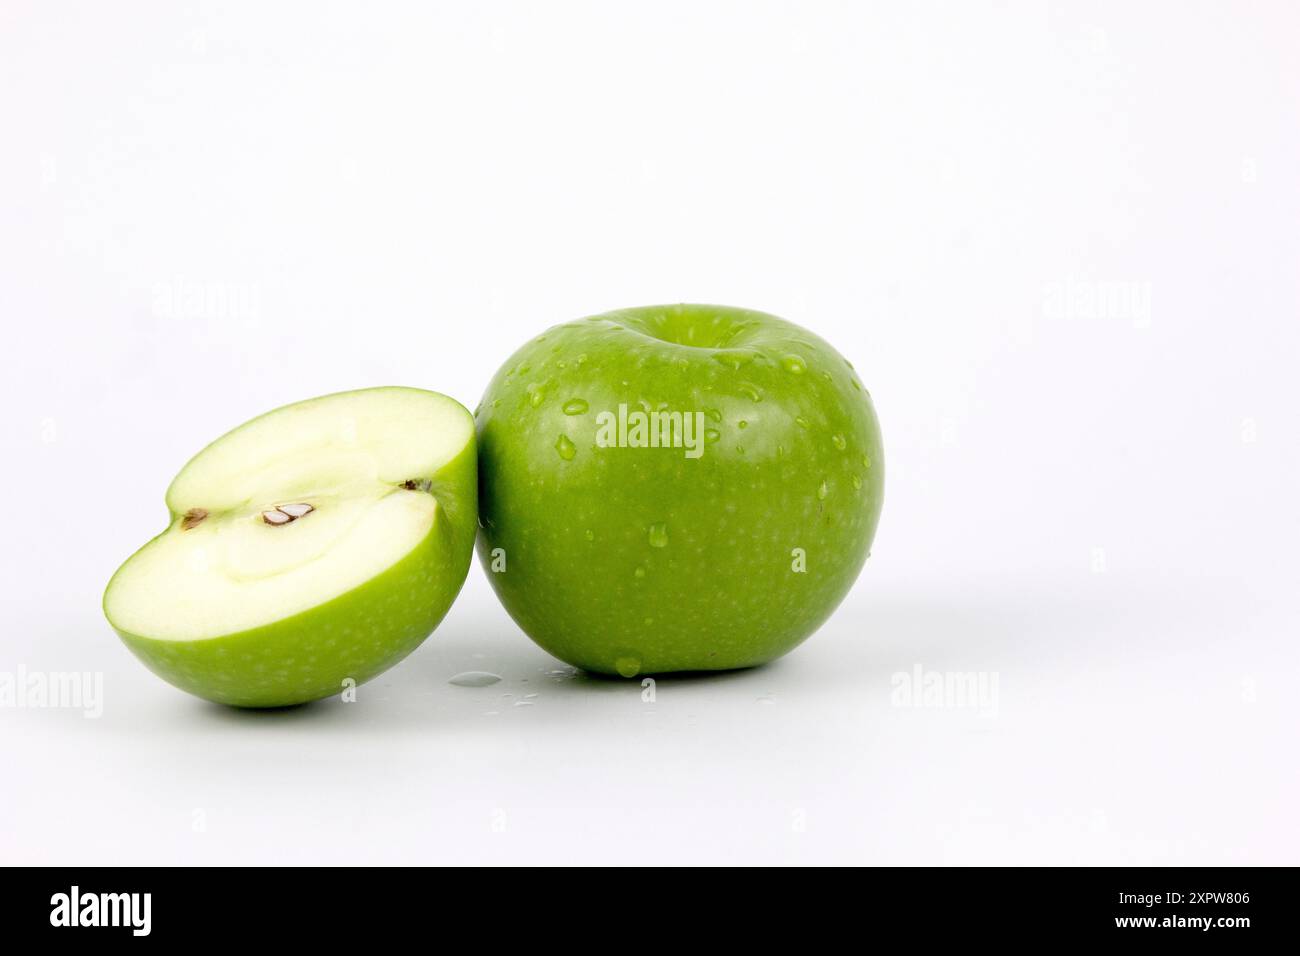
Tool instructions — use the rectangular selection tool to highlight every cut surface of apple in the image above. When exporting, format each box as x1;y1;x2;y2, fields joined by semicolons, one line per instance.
104;387;477;708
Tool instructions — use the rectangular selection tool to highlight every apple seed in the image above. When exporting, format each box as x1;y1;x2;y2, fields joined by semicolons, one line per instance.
277;503;314;518
261;509;292;526
181;508;208;531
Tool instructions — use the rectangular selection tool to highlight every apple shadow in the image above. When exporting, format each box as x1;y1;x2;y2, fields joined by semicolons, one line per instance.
197;697;338;724
182;583;1138;731
572;664;767;685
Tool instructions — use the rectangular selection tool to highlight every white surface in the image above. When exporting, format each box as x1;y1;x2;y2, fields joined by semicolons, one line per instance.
1;1;1297;865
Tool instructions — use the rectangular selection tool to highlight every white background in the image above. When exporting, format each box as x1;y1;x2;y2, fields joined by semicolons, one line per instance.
2;1;1297;865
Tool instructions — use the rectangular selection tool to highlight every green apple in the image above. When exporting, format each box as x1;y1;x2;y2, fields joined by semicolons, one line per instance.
104;387;477;707
476;304;883;676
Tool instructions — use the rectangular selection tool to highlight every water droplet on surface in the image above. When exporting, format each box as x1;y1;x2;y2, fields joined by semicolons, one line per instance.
704;407;722;423
584;529;595;541
795;416;810;429
449;671;501;687
737;420;748;429
851;474;862;489
648;523;669;548
817;480;829;500
528;384;546;407
862;453;871;469
615;656;642;678
562;398;589;416
704;428;721;444
555;434;577;460
781;355;806;374
634;565;647;579
832;433;847;450
713;350;755;370
737;382;762;402
513;699;535;707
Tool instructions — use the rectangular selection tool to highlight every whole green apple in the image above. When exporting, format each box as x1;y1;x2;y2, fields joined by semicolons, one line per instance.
103;387;477;707
476;304;883;676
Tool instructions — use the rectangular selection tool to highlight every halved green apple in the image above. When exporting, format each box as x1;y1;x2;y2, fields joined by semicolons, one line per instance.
104;387;477;707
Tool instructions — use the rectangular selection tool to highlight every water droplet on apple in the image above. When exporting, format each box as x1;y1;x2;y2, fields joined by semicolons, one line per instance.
527;384;546;407
704;407;722;422
781;355;806;374
861;453;871;469
555;434;577;460
832;433;846;450
817;480;829;500
713;350;755;370
562;398;589;415
737;420;748;429
704;428;720;444
737;382;762;402
795;416;810;429
634;566;647;579
648;523;669;548
614;655;642;678
584;529;595;541
851;474;862;489
449;671;502;687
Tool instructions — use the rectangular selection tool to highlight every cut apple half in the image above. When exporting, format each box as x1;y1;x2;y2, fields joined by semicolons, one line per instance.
104;387;478;708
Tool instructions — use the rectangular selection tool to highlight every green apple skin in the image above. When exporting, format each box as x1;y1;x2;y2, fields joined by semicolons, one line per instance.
105;403;477;709
476;304;883;676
